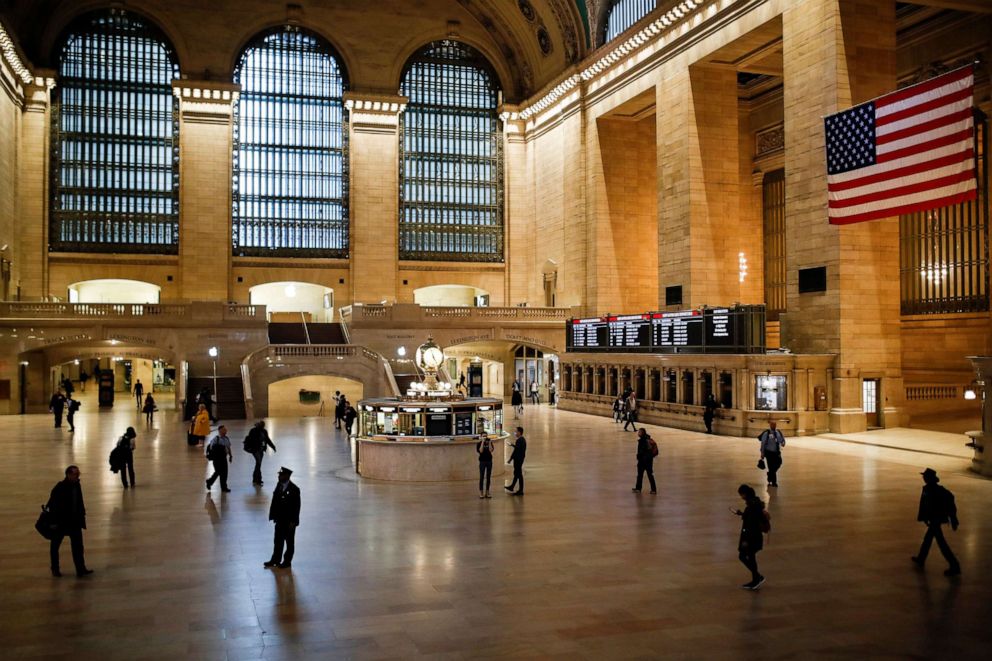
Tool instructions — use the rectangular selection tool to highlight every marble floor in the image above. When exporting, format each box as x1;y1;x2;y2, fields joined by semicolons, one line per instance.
1;398;991;660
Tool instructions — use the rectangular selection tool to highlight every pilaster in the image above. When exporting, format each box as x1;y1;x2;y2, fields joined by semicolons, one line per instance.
345;93;406;305
174;81;238;302
18;76;52;300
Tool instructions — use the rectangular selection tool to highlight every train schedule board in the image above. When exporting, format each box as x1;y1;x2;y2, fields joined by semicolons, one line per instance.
566;305;765;354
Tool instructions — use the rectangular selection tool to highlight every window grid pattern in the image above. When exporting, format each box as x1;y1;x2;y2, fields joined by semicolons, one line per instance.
900;116;989;315
399;41;504;262
762;169;786;319
50;10;179;254
232;28;348;257
604;0;656;44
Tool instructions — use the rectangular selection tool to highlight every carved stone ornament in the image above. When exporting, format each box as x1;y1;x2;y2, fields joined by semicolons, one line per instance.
755;123;785;158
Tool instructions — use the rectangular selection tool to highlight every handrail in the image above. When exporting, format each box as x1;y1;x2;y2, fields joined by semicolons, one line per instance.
300;311;312;345
0;301;267;321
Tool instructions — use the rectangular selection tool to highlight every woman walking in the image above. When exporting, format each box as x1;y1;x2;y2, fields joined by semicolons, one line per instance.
511;383;524;418
142;393;156;425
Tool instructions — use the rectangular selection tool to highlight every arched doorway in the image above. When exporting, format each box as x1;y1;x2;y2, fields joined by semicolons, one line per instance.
68;279;160;303
413;284;489;307
249;282;334;322
267;375;363;417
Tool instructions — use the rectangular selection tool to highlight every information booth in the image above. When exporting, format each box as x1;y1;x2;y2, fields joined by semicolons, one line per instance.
356;397;508;481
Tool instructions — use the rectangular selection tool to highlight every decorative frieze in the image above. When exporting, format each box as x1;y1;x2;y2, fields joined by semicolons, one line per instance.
344;93;407;133
172;81;240;124
755;123;785;158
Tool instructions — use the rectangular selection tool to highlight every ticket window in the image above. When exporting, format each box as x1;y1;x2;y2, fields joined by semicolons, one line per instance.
719;372;733;409
755;376;788;411
665;370;677;403
700;372;713;402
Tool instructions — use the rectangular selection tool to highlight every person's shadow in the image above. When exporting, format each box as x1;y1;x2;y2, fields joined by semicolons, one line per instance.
273;569;297;605
204;494;222;526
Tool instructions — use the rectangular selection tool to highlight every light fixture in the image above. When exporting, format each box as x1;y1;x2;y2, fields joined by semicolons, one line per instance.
397;346;407;357
208;346;219;358
964;380;983;401
284;284;297;298
739;252;748;283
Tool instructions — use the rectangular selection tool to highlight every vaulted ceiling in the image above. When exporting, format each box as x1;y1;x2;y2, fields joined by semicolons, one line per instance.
0;0;596;100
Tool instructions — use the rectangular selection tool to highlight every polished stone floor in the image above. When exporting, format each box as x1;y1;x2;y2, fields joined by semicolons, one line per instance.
1;395;991;660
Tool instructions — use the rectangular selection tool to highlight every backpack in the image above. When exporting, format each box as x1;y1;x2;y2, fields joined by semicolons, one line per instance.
108;445;125;473
649;439;659;457
206;440;224;461
760;509;772;534
68;399;81;413
243;429;258;454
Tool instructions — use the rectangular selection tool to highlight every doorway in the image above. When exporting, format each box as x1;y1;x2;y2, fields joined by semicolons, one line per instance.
863;379;880;428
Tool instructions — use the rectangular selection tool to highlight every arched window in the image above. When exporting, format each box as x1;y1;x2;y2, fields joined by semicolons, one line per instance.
50;9;180;254
603;0;656;44
233;27;348;257
399;41;503;262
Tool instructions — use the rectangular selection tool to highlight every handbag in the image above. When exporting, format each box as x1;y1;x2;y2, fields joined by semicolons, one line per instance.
35;505;58;540
757;458;766;470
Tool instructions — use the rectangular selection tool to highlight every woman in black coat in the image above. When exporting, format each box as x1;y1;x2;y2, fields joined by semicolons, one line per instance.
734;484;766;590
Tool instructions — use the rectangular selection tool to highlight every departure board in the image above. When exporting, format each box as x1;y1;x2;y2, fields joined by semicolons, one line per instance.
566;305;765;354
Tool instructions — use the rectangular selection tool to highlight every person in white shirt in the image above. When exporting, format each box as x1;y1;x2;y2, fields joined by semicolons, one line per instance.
758;420;786;487
205;425;233;492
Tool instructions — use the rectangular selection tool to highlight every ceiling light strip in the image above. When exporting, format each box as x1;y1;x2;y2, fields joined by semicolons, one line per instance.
514;0;705;121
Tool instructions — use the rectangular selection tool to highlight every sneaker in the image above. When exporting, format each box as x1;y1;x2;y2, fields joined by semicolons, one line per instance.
479;493;485;499
485;492;492;499
76;569;94;577
504;486;514;492
751;576;765;590
221;488;232;493
944;566;961;577
278;562;292;569
650;490;657;494
51;568;61;577
740;581;756;590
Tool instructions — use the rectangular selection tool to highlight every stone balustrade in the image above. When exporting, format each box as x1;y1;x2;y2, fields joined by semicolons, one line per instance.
341;303;570;328
0;301;266;324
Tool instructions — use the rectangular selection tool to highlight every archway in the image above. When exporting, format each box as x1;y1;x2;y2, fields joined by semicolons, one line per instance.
68;279;161;304
413;284;489;307
267;374;363;417
249;282;334;322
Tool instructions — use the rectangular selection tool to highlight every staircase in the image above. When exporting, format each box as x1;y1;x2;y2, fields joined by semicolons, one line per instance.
268;321;346;345
185;375;247;421
306;323;347;344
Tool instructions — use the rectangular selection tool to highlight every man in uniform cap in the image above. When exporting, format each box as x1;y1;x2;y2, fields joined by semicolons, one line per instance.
911;468;961;576
264;467;301;569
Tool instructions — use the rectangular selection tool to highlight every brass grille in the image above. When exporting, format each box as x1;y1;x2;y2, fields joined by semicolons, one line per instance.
399;41;503;263
232;27;348;258
50;9;179;254
762;169;786;319
900;114;989;315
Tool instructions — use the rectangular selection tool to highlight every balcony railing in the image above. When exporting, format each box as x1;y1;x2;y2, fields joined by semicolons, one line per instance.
0;301;266;322
342;303;570;327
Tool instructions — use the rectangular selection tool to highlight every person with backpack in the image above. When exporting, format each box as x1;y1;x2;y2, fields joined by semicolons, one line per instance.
244;421;277;486
49;390;67;429
46;465;92;577
66;395;81;432
205;425;233;493
114;427;137;489
631;428;657;494
758;420;786;486
912;468;961;576
734;484;769;590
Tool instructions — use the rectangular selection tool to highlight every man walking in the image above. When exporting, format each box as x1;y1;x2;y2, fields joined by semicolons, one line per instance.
758;420;786;486
49;390;66;429
505;427;527;495
46;465;93;577
133;379;144;410
333;390;344;429
245;421;277;486
912;468;961;576
66;395;80;432
205;425;233;492
343;401;357;435
264;467;301;569
530;380;540;405
632;428;658;494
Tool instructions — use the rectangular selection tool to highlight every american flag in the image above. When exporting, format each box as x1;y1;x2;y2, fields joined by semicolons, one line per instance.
825;65;976;225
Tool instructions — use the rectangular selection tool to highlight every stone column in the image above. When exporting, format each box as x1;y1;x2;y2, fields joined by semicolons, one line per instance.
18;77;51;300
174;82;239;302
345;94;406;305
657;65;741;308
781;0;902;433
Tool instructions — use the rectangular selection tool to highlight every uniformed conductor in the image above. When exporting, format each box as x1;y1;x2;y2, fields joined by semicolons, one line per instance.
264;467;301;570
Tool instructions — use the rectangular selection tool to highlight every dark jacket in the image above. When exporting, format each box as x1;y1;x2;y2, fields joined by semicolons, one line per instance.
47;479;86;530
269;481;301;526
703;396;718;419
343;407;357;425
477;438;494;463
509;436;527;465
49;394;66;411
245;426;276;453
636;435;654;464
918;483;958;526
738;498;764;552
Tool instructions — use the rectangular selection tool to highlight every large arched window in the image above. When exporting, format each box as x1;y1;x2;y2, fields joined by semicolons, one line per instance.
603;0;656;44
51;9;180;254
399;41;503;262
233;27;348;257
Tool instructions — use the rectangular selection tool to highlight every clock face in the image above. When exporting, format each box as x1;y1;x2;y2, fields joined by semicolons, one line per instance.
422;346;444;368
